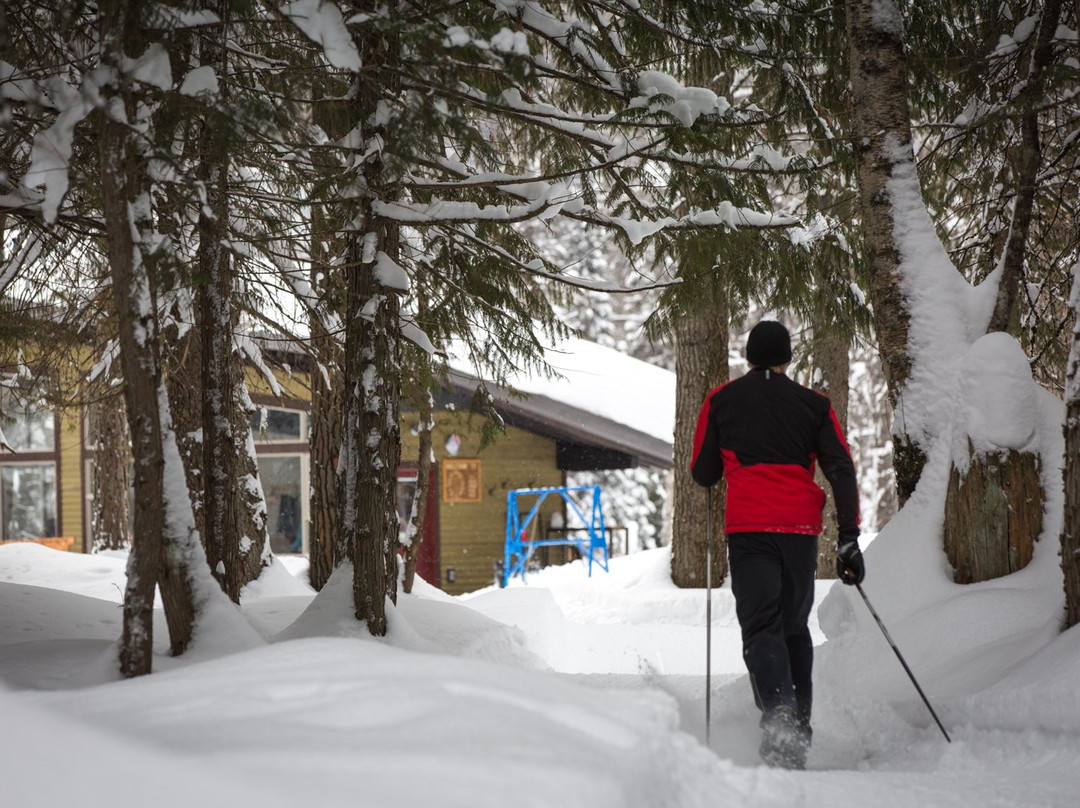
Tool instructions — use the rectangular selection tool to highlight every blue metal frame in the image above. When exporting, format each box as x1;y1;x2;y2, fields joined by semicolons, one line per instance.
503;485;609;586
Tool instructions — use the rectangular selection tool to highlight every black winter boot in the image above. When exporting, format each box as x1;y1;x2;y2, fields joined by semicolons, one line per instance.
759;705;810;770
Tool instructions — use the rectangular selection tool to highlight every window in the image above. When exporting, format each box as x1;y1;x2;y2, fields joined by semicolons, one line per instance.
250;405;308;554
1;392;54;452
1;464;57;540
0;389;58;541
396;468;418;542
249;407;303;443
262;456;304;554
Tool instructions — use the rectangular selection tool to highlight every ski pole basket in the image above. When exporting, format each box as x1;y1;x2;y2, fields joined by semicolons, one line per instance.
503;485;609;586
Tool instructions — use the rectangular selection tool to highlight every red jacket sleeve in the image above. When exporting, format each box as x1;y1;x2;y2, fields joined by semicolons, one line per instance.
690;386;725;487
816;405;860;539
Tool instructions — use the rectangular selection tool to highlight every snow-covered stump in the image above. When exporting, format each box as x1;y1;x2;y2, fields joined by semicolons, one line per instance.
944;335;1046;585
944;445;1043;583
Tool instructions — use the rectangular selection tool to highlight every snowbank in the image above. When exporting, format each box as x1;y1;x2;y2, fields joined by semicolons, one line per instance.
2;539;1080;806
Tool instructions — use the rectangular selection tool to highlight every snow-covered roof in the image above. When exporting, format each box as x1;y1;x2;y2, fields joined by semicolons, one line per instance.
448;337;675;469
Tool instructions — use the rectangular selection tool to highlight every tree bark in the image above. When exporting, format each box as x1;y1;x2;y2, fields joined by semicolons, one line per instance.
812;330;850;578
1064;391;1080;628
945;445;1042;583
197;0;241;600
101;0;200;667
1063;0;1080;630
403;391;433;594
99;2;165;675
90;391;131;553
340;20;404;634
671;270;728;589
308;97;348;592
987;0;1063;334
1063;256;1080;626
845;0;924;503
308;319;344;591
341;233;403;633
164;330;207;553
231;385;272;592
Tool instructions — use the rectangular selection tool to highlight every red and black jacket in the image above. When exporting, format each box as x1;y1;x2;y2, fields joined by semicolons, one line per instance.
691;368;860;538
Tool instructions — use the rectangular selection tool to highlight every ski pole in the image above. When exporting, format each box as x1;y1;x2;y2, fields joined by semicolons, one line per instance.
856;583;951;742
705;486;713;746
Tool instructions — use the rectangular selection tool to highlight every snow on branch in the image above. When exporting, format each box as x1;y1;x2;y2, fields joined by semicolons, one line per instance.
628;71;731;128
491;0;621;93
22;67;111;224
605;204;800;246
372;193;570;225
278;0;362;71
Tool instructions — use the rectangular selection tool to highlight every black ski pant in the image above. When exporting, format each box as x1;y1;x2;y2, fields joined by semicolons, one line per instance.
727;531;818;729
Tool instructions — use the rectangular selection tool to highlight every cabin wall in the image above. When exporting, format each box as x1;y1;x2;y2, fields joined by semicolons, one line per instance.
399;409;565;595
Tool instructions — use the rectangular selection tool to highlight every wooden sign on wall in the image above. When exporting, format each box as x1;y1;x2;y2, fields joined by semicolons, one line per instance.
442;458;482;503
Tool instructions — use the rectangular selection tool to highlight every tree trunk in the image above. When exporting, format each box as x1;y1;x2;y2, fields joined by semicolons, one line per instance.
1064;395;1080;628
987;0;1063;334
340;24;404;633
1062;258;1080;626
671;271;728;589
99;6;165;675
341;234;403;633
197;0;241;601
1064;0;1080;630
90;391;131;553
164;330;207;551
232;384;271;592
845;0;924;504
403;391;433;594
945;444;1042;583
101;0;200;667
812;330;850;578
307;95;347;591
308;321;344;591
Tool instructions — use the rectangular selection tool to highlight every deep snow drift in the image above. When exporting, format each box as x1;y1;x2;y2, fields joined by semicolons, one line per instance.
2;533;1079;808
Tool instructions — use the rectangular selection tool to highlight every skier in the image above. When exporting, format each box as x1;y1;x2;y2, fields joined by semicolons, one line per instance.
690;320;863;769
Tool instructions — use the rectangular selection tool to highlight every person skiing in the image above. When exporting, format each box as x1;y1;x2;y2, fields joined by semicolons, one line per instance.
690;320;863;769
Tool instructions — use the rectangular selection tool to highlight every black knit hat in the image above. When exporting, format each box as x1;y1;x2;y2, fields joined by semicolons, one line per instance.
746;320;792;367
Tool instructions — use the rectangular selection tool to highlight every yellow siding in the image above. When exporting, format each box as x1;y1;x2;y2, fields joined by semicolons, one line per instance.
400;410;564;595
57;407;85;552
244;366;312;402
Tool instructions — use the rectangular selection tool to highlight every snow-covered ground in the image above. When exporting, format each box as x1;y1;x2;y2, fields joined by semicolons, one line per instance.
2;536;1078;807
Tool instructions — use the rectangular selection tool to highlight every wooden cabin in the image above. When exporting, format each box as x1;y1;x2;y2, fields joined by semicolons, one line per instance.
0;340;674;595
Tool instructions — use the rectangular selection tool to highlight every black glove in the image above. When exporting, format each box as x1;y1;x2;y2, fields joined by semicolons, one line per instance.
836;540;865;586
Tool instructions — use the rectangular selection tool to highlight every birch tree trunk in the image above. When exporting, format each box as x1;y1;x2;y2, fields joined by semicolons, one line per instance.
812;330;850;578
845;0;924;504
671;269;727;589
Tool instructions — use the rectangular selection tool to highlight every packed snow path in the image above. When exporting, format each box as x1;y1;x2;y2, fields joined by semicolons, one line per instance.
2;543;1078;807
